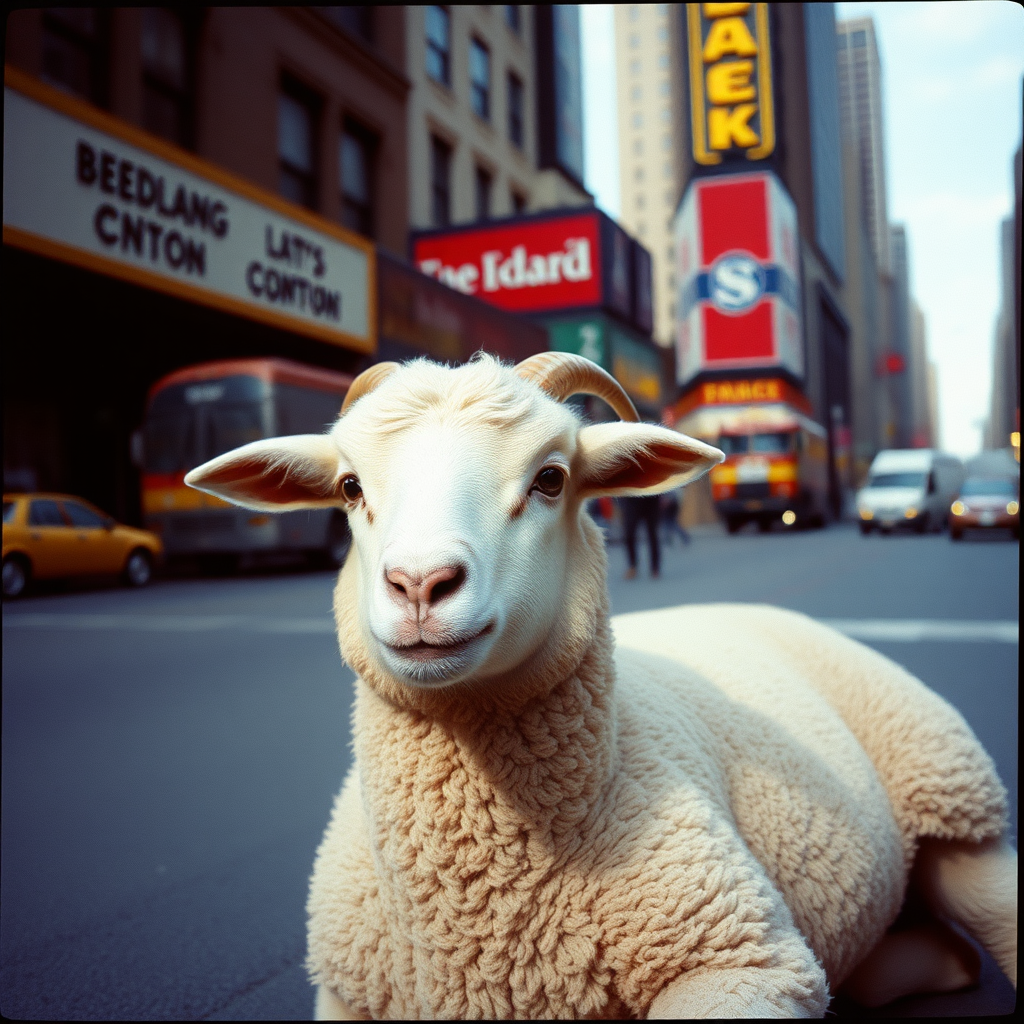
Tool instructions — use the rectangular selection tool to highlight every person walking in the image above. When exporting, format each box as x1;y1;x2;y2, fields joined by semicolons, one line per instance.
660;489;691;546
619;494;661;579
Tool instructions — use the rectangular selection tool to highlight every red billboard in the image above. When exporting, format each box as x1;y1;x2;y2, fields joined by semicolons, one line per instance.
411;210;654;335
413;213;601;313
674;171;803;387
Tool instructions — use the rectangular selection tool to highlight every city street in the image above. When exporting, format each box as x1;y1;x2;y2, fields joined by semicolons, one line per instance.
1;523;1018;1020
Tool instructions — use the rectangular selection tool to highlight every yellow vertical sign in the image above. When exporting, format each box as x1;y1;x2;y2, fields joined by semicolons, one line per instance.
688;3;775;166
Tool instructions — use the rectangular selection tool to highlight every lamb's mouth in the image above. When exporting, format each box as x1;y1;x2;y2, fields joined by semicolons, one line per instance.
384;622;495;663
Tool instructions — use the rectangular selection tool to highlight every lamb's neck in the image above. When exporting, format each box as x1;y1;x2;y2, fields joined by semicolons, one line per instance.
353;610;618;847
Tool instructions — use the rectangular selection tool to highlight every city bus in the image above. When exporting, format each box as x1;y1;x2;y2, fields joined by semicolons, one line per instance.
709;412;830;533
139;357;353;567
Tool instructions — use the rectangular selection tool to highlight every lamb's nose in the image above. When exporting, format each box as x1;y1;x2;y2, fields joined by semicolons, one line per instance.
386;564;467;617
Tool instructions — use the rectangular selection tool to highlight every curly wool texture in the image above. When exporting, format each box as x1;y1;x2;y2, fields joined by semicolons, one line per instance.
307;603;1007;1020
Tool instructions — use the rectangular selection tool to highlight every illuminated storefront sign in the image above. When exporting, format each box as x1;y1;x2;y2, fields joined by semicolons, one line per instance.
674;170;802;386
687;2;775;166
3;68;375;352
547;313;663;410
412;211;653;332
668;375;811;423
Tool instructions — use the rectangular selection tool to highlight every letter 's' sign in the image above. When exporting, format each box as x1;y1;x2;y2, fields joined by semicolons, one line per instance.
3;69;374;352
687;2;775;166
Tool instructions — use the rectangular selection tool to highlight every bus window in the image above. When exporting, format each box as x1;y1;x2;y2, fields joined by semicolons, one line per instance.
717;435;749;455
751;432;792;454
207;405;264;459
275;383;345;436
144;411;197;473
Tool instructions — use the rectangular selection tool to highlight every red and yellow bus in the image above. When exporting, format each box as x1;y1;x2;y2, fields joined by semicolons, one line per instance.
139;357;353;566
710;413;830;533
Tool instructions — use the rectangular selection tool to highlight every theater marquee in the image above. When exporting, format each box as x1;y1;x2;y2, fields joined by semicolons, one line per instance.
2;67;375;352
686;2;775;166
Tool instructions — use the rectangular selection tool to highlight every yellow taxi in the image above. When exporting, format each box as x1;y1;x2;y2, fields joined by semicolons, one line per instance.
3;493;163;598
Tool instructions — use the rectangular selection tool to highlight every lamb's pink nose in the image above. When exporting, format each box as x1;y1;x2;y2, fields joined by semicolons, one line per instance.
386;564;467;618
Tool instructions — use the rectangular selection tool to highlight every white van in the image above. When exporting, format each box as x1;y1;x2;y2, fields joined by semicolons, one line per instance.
856;449;964;534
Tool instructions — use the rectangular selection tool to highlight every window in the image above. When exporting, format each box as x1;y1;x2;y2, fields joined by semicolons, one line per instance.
340;120;376;237
661;108;671;123
63;500;107;528
321;7;373;44
141;8;193;148
278;85;318;209
470;38;491;120
475;165;492;221
629;5;639;21
634;167;645;181
511;189;527;215
659;80;670;96
430;135;452;227
659;54;669;69
853;29;867;46
505;5;520;33
633;140;643;155
631;86;642;101
630;33;640;48
42;7;108;106
662;134;671;150
630;59;640;75
426;6;451;86
29;499;66;527
507;71;524;148
632;112;642;128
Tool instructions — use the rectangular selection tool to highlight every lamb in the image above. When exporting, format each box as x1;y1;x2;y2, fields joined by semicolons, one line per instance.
185;351;1016;1019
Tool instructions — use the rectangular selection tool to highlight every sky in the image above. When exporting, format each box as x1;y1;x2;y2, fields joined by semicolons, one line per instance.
580;2;1024;458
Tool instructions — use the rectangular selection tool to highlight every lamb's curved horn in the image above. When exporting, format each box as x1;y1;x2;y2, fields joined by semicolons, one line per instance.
341;361;399;414
514;351;640;423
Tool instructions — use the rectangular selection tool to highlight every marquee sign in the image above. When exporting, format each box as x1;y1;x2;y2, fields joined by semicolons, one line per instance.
674;170;802;387
2;68;375;352
411;210;653;333
686;2;775;166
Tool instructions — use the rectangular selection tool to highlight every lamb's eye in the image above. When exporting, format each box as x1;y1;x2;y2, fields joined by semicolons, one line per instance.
341;476;363;502
533;467;565;498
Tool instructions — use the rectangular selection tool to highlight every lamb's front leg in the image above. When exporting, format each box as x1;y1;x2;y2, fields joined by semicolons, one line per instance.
648;964;827;1019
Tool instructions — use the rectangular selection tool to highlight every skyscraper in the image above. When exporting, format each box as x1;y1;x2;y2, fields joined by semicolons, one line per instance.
836;18;891;275
613;3;676;346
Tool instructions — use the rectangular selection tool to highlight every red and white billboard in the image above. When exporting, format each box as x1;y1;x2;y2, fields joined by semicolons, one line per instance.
412;213;601;314
673;171;803;387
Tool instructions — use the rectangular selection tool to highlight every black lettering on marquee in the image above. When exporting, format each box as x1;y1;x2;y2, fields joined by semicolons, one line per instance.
100;151;117;194
265;225;326;278
73;141;230;239
94;204;118;245
244;261;341;321
146;221;164;260
122;212;145;256
118;160;134;202
77;141;96;184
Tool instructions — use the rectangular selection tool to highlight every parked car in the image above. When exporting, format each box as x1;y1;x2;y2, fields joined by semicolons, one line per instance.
2;493;162;598
949;477;1020;541
856;449;964;534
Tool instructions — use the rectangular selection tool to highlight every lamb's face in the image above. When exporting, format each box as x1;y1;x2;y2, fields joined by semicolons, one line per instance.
334;368;582;686
184;353;722;698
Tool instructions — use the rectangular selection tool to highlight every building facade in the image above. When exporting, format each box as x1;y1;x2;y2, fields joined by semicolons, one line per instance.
836;17;890;275
667;2;856;520
614;2;676;346
986;215;1019;452
404;5;590;234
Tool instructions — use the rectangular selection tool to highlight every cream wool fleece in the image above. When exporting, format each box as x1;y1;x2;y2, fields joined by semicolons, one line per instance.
306;603;1007;1020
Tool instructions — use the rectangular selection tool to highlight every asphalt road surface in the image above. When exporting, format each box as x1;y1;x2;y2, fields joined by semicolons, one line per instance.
2;522;1017;1020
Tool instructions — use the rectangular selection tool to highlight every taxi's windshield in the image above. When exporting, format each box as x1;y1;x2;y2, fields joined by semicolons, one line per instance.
718;432;793;455
960;477;1017;497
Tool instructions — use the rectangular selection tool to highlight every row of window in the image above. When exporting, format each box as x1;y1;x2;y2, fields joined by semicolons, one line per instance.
277;79;378;237
39;8;380;238
42;7;197;148
429;135;527;227
426;6;527;151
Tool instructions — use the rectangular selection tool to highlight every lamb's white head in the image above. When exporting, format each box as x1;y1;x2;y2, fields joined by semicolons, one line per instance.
185;354;722;705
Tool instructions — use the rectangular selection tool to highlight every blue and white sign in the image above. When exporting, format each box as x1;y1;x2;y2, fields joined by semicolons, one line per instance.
709;253;766;314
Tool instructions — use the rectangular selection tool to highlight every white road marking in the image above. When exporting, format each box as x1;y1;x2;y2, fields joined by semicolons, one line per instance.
820;619;1018;644
2;613;1018;642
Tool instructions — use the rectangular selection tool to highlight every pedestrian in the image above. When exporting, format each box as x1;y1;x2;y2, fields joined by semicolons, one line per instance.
619;494;661;579
660;489;691;546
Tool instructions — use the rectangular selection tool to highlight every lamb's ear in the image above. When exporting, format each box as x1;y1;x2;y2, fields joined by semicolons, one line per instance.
576;422;724;497
184;434;343;511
